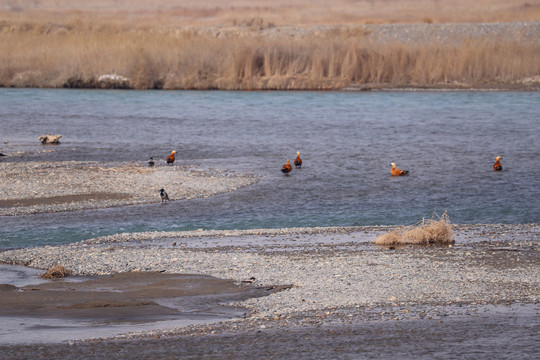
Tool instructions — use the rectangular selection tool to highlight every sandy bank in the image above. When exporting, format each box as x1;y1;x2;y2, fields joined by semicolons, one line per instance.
0;161;258;215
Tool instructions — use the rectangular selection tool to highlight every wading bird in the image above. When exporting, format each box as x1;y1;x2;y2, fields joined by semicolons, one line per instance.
493;156;502;171
159;188;169;202
282;159;292;175
391;162;409;176
148;157;154;167
294;151;302;168
166;150;176;165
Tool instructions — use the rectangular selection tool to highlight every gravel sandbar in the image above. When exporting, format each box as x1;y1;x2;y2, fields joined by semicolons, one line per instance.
0;161;258;216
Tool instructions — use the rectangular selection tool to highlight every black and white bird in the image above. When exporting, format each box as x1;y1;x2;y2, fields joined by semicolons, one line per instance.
148;157;155;167
159;188;169;202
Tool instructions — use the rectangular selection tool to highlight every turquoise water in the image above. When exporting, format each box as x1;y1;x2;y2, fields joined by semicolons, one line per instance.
0;89;539;248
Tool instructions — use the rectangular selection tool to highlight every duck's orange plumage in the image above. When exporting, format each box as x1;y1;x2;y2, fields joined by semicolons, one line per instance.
294;151;302;168
166;150;176;165
282;159;292;175
390;162;409;176
493;156;502;171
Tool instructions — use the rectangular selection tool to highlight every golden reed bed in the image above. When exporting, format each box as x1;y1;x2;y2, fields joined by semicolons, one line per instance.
1;0;539;90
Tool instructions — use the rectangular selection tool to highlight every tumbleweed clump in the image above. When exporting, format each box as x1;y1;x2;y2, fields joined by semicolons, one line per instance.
40;265;71;279
375;212;454;245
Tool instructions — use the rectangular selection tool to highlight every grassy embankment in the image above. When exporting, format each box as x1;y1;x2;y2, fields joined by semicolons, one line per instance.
1;3;539;90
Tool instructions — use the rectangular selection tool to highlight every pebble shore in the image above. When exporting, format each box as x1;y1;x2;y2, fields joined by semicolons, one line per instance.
1;223;538;342
0;161;258;216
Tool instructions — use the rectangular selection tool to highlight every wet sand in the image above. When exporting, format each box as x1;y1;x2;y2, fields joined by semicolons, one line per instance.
0;272;275;319
0;271;288;346
2;304;538;359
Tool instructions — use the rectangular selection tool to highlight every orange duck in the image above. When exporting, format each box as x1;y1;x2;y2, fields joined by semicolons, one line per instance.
166;150;176;165
390;162;409;176
493;156;502;171
281;159;292;175
294;151;302;168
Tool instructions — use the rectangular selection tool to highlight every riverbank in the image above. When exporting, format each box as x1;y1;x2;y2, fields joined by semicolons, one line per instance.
1;21;539;90
0;224;538;357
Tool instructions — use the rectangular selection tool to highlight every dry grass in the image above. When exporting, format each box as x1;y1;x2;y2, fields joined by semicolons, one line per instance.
40;265;71;279
1;20;538;90
374;212;454;246
1;0;539;90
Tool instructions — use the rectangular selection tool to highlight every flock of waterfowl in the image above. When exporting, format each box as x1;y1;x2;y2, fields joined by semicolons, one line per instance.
147;150;502;201
282;154;503;176
281;151;302;175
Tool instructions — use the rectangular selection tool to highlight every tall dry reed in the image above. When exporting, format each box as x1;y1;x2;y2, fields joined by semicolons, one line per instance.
1;19;539;90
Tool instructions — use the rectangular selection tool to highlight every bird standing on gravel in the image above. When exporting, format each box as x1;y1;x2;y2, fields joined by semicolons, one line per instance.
148;157;154;167
390;162;409;176
493;156;502;171
294;151;302;168
282;159;292;175
166;150;176;165
159;188;169;202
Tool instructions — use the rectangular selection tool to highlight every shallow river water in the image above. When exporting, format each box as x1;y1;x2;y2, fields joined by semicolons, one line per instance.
0;89;539;248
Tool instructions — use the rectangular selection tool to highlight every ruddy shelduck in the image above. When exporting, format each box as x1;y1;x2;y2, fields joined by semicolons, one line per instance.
281;159;292;175
166;150;176;165
390;162;409;176
493;156;502;171
294;151;302;168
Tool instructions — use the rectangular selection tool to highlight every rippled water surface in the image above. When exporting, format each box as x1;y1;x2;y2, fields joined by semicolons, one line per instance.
1;89;539;248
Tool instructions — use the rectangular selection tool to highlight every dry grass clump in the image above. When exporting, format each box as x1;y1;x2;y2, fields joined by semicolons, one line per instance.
375;213;454;246
40;265;71;279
